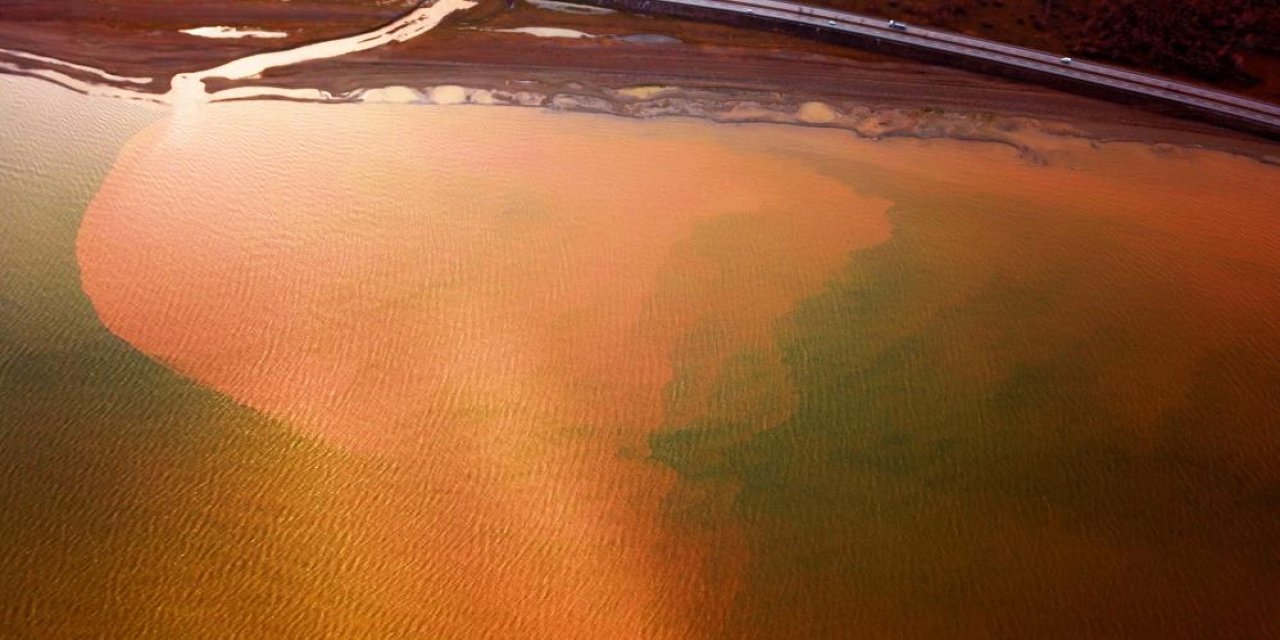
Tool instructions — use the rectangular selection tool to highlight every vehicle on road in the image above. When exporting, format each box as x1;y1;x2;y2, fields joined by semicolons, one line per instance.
888;19;906;30
826;19;836;26
1059;57;1073;64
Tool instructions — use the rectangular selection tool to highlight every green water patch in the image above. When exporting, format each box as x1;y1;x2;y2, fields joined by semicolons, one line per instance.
652;164;1280;638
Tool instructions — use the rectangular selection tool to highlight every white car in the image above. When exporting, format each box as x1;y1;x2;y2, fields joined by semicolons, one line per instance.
888;20;906;30
1059;57;1073;64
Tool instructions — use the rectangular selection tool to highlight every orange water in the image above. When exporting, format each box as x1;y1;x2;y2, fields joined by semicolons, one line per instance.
4;73;1280;637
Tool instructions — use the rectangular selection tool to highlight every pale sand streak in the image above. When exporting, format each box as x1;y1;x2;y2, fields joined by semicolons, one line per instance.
0;47;153;84
0;61;164;104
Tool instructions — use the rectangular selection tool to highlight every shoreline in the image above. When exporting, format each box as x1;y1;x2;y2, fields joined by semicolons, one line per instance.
5;55;1278;167
1;0;1278;162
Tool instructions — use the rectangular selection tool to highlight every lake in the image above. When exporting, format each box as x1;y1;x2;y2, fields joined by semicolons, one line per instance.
2;72;1279;638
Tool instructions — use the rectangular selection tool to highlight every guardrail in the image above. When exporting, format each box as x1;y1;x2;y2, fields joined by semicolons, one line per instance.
568;0;1280;139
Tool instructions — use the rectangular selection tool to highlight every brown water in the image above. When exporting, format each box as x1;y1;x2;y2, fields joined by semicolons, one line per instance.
3;73;1280;637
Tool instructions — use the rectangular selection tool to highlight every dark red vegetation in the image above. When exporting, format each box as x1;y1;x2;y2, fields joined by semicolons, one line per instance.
810;0;1280;99
1079;0;1275;83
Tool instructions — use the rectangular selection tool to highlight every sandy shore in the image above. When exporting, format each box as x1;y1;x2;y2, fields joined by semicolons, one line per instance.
1;0;1277;159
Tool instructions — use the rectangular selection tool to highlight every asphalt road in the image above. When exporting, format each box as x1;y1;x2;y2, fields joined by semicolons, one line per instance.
576;0;1280;138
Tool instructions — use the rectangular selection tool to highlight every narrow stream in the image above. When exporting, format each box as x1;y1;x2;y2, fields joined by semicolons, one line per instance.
170;0;477;107
0;0;476;107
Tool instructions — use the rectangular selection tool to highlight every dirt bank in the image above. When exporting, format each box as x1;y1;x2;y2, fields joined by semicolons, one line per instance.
1;0;1277;157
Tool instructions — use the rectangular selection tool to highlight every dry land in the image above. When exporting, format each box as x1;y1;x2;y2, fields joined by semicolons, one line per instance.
1;0;1277;158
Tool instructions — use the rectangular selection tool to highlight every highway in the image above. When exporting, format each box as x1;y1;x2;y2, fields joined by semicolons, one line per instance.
570;0;1280;138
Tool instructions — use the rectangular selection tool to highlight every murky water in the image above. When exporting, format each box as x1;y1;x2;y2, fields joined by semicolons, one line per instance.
3;72;1280;638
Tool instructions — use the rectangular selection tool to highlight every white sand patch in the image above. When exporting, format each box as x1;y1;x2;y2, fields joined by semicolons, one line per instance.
362;85;422;103
427;85;468;105
204;86;335;102
616;85;677;100
469;89;496;105
488;26;597;39
798;101;837;124
180;26;289;39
